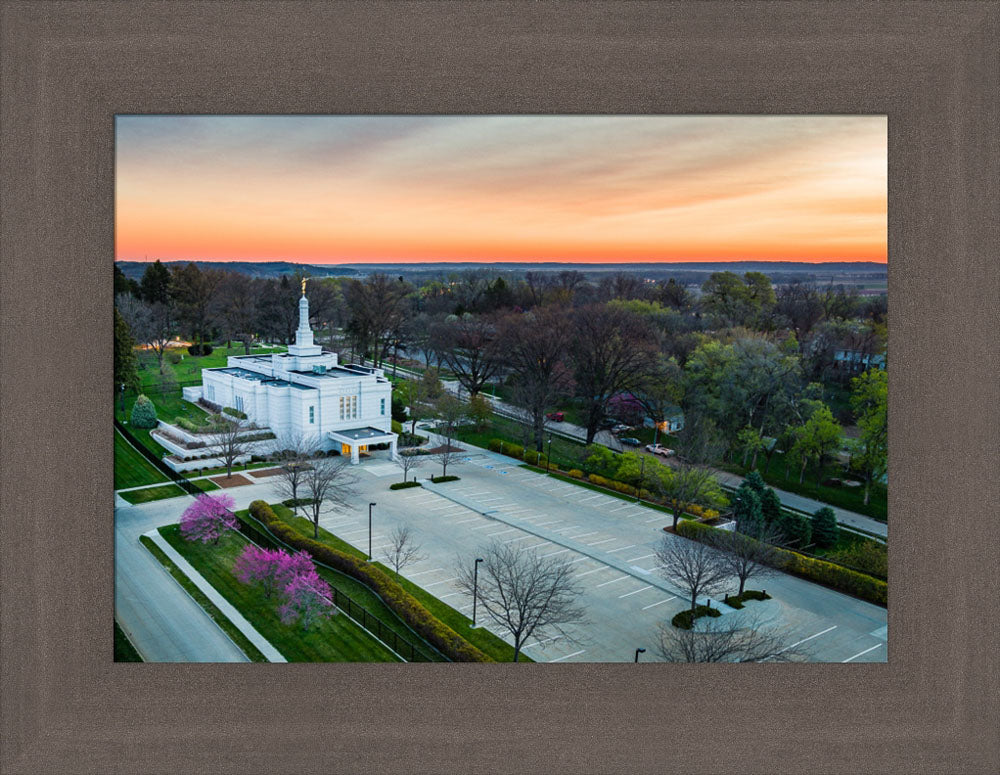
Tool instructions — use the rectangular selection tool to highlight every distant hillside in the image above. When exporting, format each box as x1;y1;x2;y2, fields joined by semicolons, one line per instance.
116;259;885;282
115;260;361;281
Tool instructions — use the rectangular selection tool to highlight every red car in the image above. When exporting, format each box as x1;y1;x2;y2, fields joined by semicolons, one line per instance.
546;411;565;422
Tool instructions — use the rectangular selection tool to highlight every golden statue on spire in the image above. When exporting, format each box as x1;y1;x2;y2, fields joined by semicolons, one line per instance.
301;277;307;296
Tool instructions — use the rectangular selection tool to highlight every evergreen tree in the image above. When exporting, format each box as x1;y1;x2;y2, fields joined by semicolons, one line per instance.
139;259;172;305
760;487;783;526
744;470;767;497
811;506;839;548
130;394;158;429
777;512;812;548
732;482;763;535
114;307;139;394
114;265;138;296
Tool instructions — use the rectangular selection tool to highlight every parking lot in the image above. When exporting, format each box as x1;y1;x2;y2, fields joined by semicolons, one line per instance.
321;450;888;663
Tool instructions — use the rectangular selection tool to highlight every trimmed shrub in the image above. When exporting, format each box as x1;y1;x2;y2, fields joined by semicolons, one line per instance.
247;501;492;662
187;343;213;356
174;416;200;432
826;540;888;579
130;394;158;429
676;520;886;606
166;350;183;365
744;470;767;496
488;439;524;460
811;506;839;548
222;406;248;420
281;498;317;508
723;589;772;609
671;604;722;630
391;419;403;434
430;475;460;483
566;469;584;479
389;481;422;490
522;449;549;467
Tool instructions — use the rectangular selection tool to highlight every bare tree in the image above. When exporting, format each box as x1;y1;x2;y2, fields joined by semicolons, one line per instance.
207;417;252;478
661;412;728;528
214;272;261;354
270;433;322;515
497;306;573;451
569;304;658;443
655;534;730;614
656;614;809;663
117;293;173;370
431;313;503;398
301;457;358;539
455;540;587;662
395;449;422;483
430;393;466;477
380;524;426;579
710;525;783;596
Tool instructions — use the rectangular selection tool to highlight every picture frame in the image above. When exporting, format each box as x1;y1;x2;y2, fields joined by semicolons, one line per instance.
2;1;997;772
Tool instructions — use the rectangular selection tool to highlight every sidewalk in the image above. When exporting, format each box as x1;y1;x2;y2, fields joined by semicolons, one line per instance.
143;529;287;662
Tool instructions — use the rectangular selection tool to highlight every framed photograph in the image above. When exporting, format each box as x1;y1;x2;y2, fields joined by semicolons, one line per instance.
2;1;997;773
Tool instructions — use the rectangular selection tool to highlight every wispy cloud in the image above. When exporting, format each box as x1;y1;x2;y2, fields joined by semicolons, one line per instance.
115;115;886;263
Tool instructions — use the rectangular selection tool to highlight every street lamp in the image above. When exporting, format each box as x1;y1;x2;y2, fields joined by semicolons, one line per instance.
634;647;646;663
637;455;646;503
472;557;484;627
546;434;553;473
368;502;376;560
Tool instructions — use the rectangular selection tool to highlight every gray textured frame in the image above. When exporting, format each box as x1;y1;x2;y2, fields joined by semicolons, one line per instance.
2;1;998;773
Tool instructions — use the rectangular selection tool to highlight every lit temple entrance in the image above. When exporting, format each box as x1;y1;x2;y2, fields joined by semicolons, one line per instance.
329;427;398;465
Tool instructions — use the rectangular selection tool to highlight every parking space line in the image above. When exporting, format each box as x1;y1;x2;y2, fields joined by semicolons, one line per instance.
777;626;837;654
605;544;637;554
576;567;610;578
503;535;533;544
618;585;653;598
596;575;630;588
487;528;518;537
407;567;444;577
550;650;585;663
609;503;633;513
454;517;481;524
470;523;497;530
524;634;563;649
567;531;598;539
568;557;591;564
541;548;570;558
424;577;458;587
645;516;666;523
535;519;562;527
439;592;463;599
641;597;676;610
627;553;655;562
587;538;616;546
577;493;605;503
842;643;883;662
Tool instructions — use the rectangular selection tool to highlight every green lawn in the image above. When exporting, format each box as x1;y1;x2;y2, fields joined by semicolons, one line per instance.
134;344;286;392
119;478;219;504
113;621;143;662
115;429;169;489
140;535;268;662
159;525;399;662
452;415;590;470
723;454;887;522
264;504;528;662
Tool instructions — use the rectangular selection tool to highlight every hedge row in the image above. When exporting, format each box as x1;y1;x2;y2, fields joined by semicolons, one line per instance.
723;589;771;610
676;520;887;607
389;481;422;490
586;473;654;500
247;501;492;662
672;604;722;630
222;406;248;420
431;475;460;483
281;497;317;507
487;439;548;467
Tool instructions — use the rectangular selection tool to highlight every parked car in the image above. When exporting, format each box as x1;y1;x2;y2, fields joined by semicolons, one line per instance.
546;411;565;422
598;418;616;429
612;423;631;434
619;437;641;446
645;443;676;457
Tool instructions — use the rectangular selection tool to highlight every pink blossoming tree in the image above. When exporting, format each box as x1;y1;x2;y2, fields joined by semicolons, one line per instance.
232;546;285;598
278;570;335;631
179;493;237;544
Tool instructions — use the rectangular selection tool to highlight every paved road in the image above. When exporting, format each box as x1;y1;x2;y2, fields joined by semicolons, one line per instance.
114;480;287;662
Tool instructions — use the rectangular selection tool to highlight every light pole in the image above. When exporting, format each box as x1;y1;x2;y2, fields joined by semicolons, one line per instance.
368;502;376;560
634;647;646;663
472;557;484;627
546;434;553;473
119;382;125;415
637;455;646;503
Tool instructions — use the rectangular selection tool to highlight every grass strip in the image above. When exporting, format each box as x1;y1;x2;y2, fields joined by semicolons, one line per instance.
140;534;269;662
157;526;399;662
113;620;143;662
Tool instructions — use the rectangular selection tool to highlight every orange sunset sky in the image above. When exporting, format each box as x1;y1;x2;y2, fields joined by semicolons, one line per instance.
115;115;887;264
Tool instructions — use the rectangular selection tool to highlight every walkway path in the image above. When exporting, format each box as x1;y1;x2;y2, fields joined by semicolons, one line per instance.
144;529;286;662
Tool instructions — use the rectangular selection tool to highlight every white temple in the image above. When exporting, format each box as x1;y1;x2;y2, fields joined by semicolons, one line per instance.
180;281;397;466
